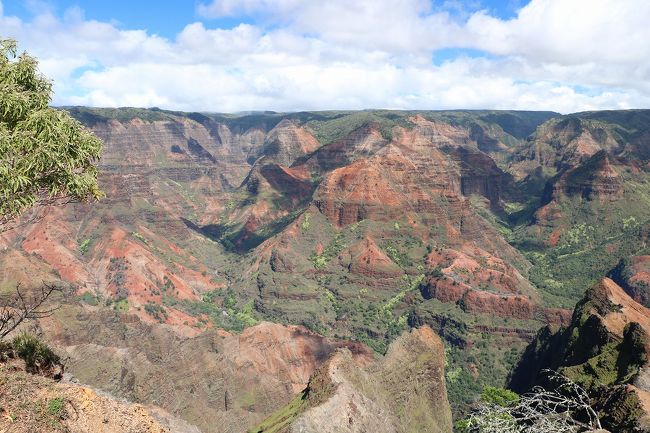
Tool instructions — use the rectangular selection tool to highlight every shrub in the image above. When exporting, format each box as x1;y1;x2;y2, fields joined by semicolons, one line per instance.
480;386;519;407
112;297;129;312
11;333;60;372
78;238;92;255
78;292;100;306
144;302;168;323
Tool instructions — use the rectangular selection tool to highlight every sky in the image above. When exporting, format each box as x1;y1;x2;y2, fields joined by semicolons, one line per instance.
1;0;649;113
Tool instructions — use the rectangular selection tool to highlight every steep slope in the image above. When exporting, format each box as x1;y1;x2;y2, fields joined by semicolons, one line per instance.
509;277;650;432
252;326;453;433
37;302;373;433
0;362;178;433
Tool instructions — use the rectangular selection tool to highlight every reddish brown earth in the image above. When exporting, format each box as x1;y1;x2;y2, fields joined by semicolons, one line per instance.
260;119;320;166
418;244;572;322
342;235;403;278
593;278;650;338
314;154;412;227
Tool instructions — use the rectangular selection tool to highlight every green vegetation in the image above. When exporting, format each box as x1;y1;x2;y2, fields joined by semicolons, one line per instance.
310;232;345;270
11;333;60;372
300;212;311;231
480;386;519;407
455;386;519;432
131;231;147;243
248;388;310;433
78;238;92;255
77;292;100;306
46;397;65;417
0;39;102;223
163;288;258;332
144;302;168;323
344;274;424;354
303;110;414;144
66;106;174;126
111;297;129;312
384;243;412;268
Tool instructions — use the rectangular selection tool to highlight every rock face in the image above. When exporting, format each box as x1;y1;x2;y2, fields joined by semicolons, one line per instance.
518;116;620;170
253;326;453;433
609;256;650;308
420;244;540;320
542;151;624;204
260;119;320;166
341;235;403;278
509;277;650;432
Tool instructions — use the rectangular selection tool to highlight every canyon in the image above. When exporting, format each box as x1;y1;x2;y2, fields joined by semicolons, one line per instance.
2;107;650;431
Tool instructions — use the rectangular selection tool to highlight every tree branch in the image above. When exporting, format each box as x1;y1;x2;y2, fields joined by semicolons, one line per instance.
0;283;62;340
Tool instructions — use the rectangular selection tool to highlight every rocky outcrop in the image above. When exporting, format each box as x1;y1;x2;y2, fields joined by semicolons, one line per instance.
311;117;485;228
419;244;545;320
518;117;620;170
259;164;313;199
509;278;650;432
253;326;453;433
542;151;624;204
305;124;388;172
259;119;320;167
452;147;508;204
609;256;650;308
340;235;403;278
314;154;413;227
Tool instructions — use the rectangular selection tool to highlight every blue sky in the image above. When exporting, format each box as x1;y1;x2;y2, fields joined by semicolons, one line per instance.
3;0;525;38
1;0;648;112
4;1;231;37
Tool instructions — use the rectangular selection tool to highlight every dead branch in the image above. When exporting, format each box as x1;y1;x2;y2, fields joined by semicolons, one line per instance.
0;283;63;340
0;194;76;233
464;371;602;433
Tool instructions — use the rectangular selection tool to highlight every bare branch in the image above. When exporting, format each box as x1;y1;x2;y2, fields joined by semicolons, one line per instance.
0;282;63;340
0;195;76;233
464;371;602;433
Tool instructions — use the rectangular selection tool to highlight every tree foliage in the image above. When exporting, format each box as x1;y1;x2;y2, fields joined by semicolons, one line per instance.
0;38;102;225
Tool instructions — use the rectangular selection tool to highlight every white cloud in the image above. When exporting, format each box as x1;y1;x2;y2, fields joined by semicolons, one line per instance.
197;0;302;19
467;0;650;65
1;0;649;113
